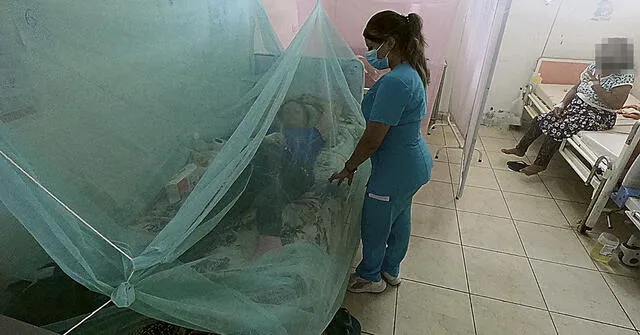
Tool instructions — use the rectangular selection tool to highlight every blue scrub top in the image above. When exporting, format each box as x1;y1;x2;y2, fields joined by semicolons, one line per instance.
361;63;433;199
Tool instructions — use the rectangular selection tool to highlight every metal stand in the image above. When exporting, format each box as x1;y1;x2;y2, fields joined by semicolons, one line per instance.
430;114;484;163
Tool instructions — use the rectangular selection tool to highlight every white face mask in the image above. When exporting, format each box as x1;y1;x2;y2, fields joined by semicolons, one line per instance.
365;43;390;70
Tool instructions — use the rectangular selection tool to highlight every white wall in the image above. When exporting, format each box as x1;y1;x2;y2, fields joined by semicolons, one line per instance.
483;0;562;125
438;0;470;115
262;0;300;47
542;0;640;98
440;0;640;125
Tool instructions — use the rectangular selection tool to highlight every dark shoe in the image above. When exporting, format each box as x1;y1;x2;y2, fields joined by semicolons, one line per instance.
507;161;529;172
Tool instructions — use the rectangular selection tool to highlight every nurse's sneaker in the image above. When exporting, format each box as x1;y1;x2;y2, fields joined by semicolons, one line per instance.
382;272;401;286
348;275;387;294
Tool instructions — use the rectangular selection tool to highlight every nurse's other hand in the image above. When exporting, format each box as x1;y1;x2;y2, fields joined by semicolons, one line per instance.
328;168;354;186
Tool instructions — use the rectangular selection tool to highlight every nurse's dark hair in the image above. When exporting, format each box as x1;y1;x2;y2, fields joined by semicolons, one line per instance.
364;11;430;87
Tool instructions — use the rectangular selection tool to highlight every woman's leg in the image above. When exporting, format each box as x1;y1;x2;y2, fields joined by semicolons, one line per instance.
521;135;561;175
502;116;543;156
381;199;412;278
356;195;393;283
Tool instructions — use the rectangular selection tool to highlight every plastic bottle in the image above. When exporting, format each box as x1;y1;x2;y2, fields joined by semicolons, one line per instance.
531;72;543;88
589;232;620;264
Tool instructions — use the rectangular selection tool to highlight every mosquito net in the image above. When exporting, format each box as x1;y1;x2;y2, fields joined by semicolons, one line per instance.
0;0;367;334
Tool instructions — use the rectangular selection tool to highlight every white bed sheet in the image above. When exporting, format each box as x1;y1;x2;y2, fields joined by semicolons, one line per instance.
536;84;640;161
577;131;627;161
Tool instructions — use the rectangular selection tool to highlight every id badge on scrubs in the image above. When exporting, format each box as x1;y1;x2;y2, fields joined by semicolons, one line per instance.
368;193;390;202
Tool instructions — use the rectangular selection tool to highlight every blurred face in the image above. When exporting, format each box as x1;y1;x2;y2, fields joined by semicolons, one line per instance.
596;38;634;72
279;101;308;128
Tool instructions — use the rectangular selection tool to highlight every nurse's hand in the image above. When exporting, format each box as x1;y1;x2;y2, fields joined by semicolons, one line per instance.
328;168;355;186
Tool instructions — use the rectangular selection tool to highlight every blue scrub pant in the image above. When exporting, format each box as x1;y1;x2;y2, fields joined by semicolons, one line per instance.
356;189;417;282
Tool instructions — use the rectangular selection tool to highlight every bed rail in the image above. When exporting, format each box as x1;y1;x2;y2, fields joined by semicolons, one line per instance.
578;120;640;232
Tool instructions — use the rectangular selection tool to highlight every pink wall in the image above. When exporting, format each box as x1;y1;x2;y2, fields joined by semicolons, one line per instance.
263;0;461;119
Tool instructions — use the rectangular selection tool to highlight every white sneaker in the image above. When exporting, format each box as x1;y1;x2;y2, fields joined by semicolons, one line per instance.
382;272;401;286
347;275;387;293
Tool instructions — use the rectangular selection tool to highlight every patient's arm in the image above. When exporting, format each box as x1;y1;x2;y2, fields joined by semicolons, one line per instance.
561;83;579;107
592;85;632;110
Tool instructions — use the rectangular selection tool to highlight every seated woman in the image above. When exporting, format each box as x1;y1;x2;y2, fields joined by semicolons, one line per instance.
251;96;331;258
502;38;636;175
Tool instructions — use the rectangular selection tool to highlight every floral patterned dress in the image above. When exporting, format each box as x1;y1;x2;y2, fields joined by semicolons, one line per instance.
537;63;635;141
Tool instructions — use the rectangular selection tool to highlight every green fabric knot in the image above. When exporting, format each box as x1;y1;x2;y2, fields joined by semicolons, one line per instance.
111;282;135;307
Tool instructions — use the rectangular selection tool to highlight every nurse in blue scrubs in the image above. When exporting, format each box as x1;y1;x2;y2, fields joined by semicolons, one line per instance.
329;10;433;294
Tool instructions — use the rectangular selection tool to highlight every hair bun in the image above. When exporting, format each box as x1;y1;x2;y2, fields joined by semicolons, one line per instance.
406;13;423;34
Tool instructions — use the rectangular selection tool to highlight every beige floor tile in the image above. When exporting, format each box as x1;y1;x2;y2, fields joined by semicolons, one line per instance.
411;204;460;244
427;125;445;137
414;181;455;209
428;143;448;162
396;281;474;335
450;164;499;190
596;260;640;280
504;192;567;227
597;261;640;280
478;125;517;140
472;296;556;335
443;127;455;136
516;221;596;269
447;148;491;168
531;260;633;327
342;287;397;335
552;313;637;335
494;170;551;197
464;247;545;308
604;274;640;329
458;212;524;255
456;186;510;218
486;151;530;171
556;200;588;226
426;132;446;146
541;175;592;204
444;130;462;146
430;161;451;183
403;237;467;291
481;136;517;152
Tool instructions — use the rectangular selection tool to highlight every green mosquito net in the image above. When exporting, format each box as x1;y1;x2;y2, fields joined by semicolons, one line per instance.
0;0;367;334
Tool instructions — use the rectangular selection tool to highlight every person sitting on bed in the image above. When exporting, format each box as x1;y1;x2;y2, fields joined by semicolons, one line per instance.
252;97;330;259
502;37;636;175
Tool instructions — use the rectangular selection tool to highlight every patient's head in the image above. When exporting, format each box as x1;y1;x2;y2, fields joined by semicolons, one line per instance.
278;100;310;128
596;37;634;72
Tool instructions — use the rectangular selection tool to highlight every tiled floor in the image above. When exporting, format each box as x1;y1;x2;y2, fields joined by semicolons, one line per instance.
343;125;640;335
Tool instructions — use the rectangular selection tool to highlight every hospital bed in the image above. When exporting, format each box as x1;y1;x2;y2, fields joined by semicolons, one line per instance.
522;58;640;237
